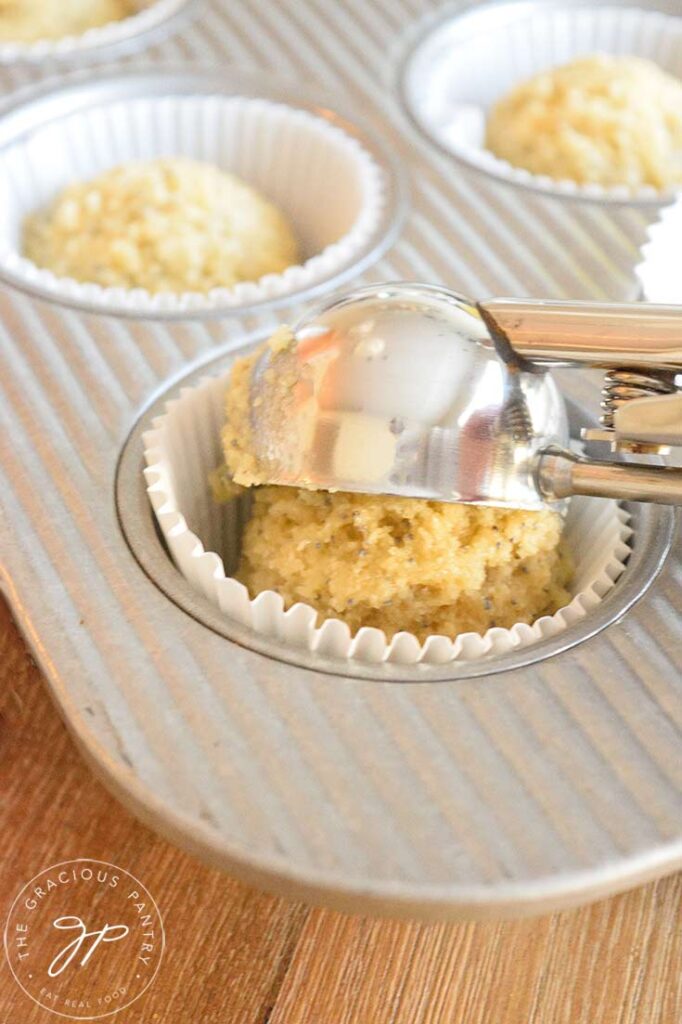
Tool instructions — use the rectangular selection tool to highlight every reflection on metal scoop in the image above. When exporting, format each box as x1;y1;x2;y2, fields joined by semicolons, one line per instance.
249;282;682;509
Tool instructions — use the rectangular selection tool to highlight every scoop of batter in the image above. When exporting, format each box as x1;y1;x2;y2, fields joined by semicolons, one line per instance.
220;343;573;641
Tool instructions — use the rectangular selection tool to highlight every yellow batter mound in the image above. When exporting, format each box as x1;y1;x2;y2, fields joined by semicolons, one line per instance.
219;344;573;642
237;487;572;642
486;55;682;190
0;0;131;42
24;158;300;294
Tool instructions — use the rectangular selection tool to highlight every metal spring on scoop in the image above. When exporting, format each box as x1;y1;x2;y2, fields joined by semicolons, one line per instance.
600;369;677;429
501;392;533;443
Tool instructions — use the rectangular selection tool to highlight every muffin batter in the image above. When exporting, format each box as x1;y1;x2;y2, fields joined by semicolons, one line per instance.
24;158;300;294
220;344;573;642
486;55;682;190
0;0;131;42
236;486;572;642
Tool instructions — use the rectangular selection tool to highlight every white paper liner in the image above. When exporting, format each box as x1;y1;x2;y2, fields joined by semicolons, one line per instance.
0;0;192;64
0;93;387;315
635;199;682;302
142;368;633;666
402;3;682;204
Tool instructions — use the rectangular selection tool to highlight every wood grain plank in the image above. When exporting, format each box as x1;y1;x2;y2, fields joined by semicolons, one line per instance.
0;598;308;1024
269;872;681;1024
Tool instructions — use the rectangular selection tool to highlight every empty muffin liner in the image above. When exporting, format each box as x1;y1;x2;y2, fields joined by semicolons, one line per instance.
0;91;388;316
401;2;682;204
0;0;194;64
635;199;682;302
142;366;633;666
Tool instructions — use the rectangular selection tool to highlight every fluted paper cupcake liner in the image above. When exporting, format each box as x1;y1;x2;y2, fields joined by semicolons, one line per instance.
402;3;682;204
0;91;388;316
635;199;682;302
0;0;194;65
142;366;633;666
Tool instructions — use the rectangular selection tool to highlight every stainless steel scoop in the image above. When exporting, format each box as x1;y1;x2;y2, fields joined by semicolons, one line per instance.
248;283;682;509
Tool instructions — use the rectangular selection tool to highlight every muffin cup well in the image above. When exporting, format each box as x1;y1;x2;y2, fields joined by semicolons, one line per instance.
0;0;195;65
400;2;682;205
142;369;632;667
0;81;392;317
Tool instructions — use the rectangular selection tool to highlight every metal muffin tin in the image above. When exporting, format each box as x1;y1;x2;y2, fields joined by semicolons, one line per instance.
1;0;681;919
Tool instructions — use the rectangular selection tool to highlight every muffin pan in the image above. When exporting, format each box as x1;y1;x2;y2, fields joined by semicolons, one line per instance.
2;0;682;919
398;0;682;204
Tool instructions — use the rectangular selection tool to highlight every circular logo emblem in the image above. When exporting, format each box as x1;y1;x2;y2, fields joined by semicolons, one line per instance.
4;859;164;1019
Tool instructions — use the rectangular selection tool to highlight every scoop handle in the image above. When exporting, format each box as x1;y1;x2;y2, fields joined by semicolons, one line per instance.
538;448;682;505
481;299;682;371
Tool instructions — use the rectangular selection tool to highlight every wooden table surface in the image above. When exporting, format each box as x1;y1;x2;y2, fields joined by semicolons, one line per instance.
1;596;680;1023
